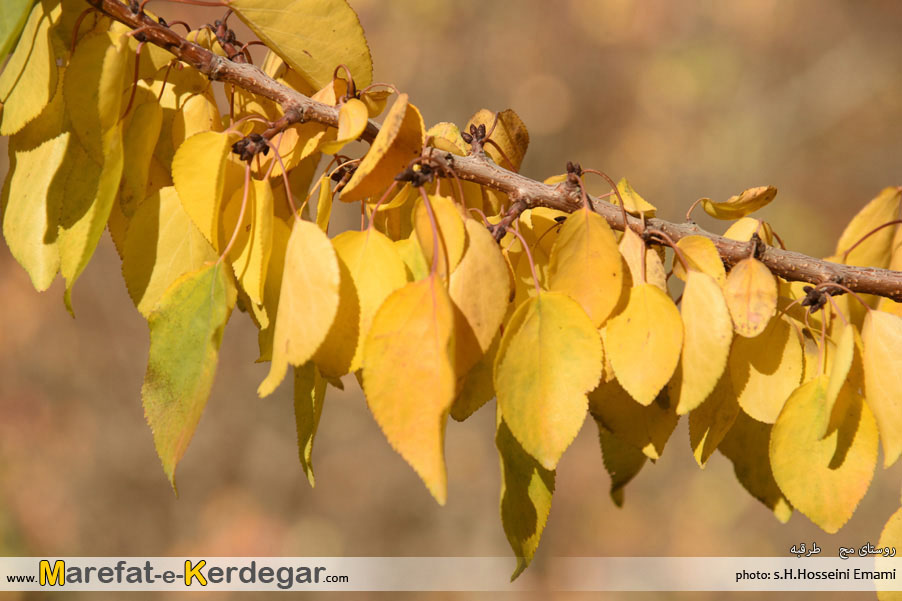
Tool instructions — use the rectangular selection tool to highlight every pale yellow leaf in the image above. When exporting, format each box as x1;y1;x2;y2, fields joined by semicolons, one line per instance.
606;283;683;406
671;235;726;285
862;310;902;467
835;187;901;268
723;257;777;337
701;185;777;220
171;131;233;248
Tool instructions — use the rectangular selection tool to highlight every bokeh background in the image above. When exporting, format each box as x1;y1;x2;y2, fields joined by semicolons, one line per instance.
3;0;902;599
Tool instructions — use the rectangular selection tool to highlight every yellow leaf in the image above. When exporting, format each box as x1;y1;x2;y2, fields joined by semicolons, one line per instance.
257;217;292;361
589;379;678;460
314;175;333;233
612;177;656;218
835;187;901;268
171;130;234;248
618;227;667;291
426;121;468;156
395;234;429;282
495;291;602;469
719;411;792;523
362;274;456;504
330;228;408;373
57;128;124;312
701;185;777;220
687;373;739;467
597;423;646;507
63;30;129;162
672;271;733;414
3;131;68;291
170;91;222;152
723;217;774;245
122;186;218;317
450;218;511;374
319;97;369;154
414;193;466;281
258;219;340;397
729;315;803;423
862;310;902;467
671;235;726;285
219;177;274;307
723;257;777;337
877;508;902;601
341;93;424;202
311;253;359;378
294;362;326;487
119;90;163;217
451;334;498;422
770;375;878;533
229;0;373;90
142;263;235;490
0;0;33;60
497;407;554;581
548;209;623;327
606;283;683;406
466;108;529;171
823;321;857;437
0;0;60;135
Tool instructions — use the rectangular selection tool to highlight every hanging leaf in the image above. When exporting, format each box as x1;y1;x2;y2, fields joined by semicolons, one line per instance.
700;185;777;220
497;408;554;581
362;274;456;504
449;218;511;374
294;361;327;487
3;131;69;291
835;187;901;268
0;0;60;136
729;315;803;423
142;263;235;490
862;309;902;467
327;228;407;373
589;380;678;460
495;291;602;469
119;90;163;217
319;97;369;154
673;270;732;414
451;334;499;422
722;257;777;337
822;321;857;438
122;186;218;317
426;121;469;156
258;219;340;397
770;375;878;533
877;508;902;601
229;0;372;91
340;93;424;202
687;373;739;467
219;177;274;307
414;193;466;281
311;254;359;378
0;0;33;60
719;411;792;523
597;424;646;507
671;235;726;285
606;283;683;406
547;209;623;327
170;91;222;153
618;227;666;291
315;175;333;233
171;131;234;247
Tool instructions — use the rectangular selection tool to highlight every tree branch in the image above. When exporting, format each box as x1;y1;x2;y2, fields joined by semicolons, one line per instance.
88;0;902;302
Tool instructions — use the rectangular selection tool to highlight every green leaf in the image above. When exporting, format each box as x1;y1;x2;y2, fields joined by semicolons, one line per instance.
497;408;554;581
294;362;326;487
0;0;34;60
228;0;372;91
142;263;236;490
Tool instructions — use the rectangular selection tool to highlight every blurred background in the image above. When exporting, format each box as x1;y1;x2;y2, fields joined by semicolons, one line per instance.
3;0;902;599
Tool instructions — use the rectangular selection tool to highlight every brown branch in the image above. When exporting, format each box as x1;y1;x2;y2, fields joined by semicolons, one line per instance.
88;0;902;303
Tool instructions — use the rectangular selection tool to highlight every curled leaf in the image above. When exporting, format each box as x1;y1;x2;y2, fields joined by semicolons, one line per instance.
701;185;777;220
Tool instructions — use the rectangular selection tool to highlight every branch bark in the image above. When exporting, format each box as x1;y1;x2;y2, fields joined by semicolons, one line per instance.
88;0;902;302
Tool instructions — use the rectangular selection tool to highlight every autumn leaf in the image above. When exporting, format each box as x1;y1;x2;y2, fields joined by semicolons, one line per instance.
171;131;234;247
835;187;901;269
589;380;678;461
700;185;777;220
597;424;646;507
671;235;726;285
495;291;602;469
606;283;683;406
722;257;777;337
862;309;902;467
294;362;326;487
362;274;456;504
142;263;235;490
770;375;878;533
258;219;340;397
